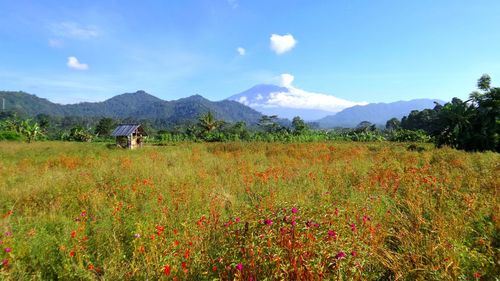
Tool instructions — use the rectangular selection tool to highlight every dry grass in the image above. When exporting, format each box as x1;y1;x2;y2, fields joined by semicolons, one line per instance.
0;141;498;280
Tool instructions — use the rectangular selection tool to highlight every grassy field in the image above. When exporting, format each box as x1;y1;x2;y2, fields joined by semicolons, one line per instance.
0;141;498;280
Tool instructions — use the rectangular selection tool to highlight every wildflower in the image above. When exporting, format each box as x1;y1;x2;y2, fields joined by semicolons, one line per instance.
69;251;75;257
163;265;171;276
236;263;243;271
350;223;357;232
363;215;369;224
184;249;190;259
351;251;357;257
328;230;337;239
264;219;273;225
212;265;217;272
335;251;346;259
155;225;165;235
291;207;298;214
473;272;481;279
71;231;77;238
134;233;141;238
1;259;8;266
181;262;188;273
88;264;94;270
334;208;339;216
291;220;297;226
235;217;241;223
81;210;87;217
4;248;11;253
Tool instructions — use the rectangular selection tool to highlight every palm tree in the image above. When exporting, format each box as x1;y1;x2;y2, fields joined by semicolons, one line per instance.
198;111;223;133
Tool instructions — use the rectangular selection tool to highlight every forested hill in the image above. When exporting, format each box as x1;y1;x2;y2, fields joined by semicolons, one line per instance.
0;91;263;124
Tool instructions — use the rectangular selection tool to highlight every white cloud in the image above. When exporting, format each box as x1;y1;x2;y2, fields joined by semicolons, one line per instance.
245;73;367;113
270;34;297;55
50;22;99;40
67;56;89;70
237;47;246;56
238;96;249;105
280;73;295;87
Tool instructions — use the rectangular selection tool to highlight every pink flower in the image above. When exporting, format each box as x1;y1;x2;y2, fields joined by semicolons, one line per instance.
328;230;337;238
363;215;369;224
291;207;298;214
264;219;273;225
235;217;241;223
236;263;243;271
351;251;357;257
335;251;346;259
1;259;8;266
350;223;357;232
291;220;297;226
4;248;11;253
334;208;339;216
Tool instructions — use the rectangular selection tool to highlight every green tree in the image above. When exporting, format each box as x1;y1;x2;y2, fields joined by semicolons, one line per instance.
198;111;224;134
19;119;41;143
385;117;401;131
477;74;491;91
95;117;116;137
291;116;308;135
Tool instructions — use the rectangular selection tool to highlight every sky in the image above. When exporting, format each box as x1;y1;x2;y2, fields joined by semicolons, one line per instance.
0;0;499;105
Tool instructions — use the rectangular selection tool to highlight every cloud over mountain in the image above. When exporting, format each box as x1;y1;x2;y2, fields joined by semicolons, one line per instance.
228;74;367;120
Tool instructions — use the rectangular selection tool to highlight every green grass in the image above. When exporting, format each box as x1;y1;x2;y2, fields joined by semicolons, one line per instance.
0;141;498;280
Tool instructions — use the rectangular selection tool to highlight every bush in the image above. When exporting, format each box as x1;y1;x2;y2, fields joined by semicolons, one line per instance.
389;129;431;143
0;131;23;141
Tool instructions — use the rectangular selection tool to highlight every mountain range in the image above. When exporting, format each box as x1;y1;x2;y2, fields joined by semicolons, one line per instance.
0;91;262;126
0;87;442;128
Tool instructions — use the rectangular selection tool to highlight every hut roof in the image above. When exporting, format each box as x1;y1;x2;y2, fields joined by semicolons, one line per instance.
111;124;146;137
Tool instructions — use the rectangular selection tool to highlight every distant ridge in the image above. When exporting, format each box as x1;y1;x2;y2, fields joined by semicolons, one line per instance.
0;90;263;125
317;99;444;128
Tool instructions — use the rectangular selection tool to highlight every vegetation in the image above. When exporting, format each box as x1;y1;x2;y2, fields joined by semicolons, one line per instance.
0;142;497;280
401;75;499;152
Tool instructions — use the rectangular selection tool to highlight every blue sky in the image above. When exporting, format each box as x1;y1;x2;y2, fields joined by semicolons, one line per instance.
0;0;499;104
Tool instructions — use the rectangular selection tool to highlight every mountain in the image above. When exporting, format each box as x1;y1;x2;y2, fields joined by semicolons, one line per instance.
317;99;443;128
0;91;263;125
227;82;366;120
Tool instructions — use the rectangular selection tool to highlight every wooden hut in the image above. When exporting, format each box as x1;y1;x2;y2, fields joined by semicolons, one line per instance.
111;124;147;149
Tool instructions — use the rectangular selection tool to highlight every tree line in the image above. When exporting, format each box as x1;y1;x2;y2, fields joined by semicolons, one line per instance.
0;75;498;152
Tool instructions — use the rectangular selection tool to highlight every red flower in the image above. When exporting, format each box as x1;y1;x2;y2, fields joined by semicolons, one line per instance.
181;262;188;273
473;272;481;279
184;249;190;259
212;265;217;272
69;251;76;257
163;265;171;276
71;231;77;238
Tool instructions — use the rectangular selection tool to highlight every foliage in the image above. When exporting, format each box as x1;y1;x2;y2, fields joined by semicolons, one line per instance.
94;118;116;137
0;142;497;279
388;129;431;143
61;127;94;142
401;75;500;152
385;117;401;131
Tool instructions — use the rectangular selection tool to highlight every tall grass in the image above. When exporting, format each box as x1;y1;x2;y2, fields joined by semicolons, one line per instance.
0;142;498;280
